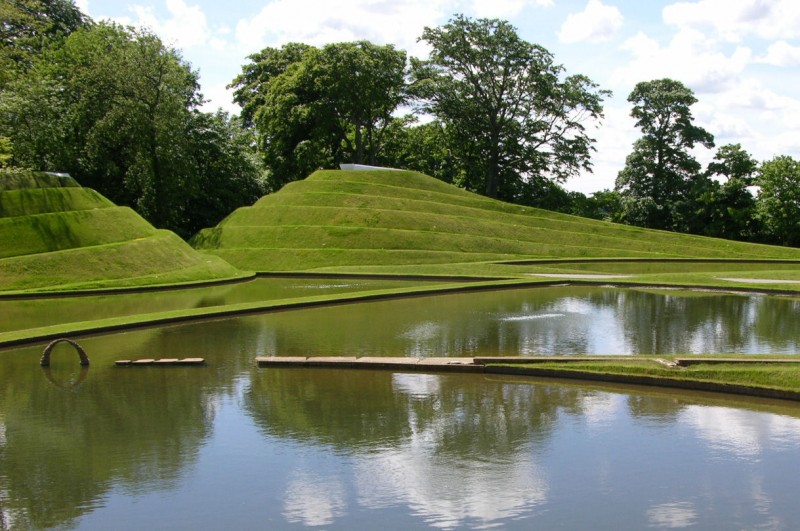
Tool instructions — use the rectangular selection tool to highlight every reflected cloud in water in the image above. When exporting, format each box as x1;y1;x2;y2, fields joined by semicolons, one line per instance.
350;374;548;529
647;501;698;528
679;407;800;458
283;471;347;527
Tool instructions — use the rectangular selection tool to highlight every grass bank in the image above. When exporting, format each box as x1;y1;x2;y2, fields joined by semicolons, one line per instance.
484;357;800;401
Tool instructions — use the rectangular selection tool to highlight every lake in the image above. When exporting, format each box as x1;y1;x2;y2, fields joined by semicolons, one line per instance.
2;284;800;529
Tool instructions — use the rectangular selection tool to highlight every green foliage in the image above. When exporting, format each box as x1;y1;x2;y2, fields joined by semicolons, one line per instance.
756;155;800;246
2;22;264;238
411;14;608;200
0;0;88;87
616;78;714;230
377;118;463;184
0;135;12;166
230;40;407;189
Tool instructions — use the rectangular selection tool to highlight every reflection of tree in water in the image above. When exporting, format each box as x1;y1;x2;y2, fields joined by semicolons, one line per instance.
242;286;597;358
244;370;652;528
244;369;593;456
752;296;800;351
0;331;235;530
613;290;790;354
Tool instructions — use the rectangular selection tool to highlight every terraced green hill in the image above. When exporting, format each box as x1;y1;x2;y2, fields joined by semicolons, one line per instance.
191;169;800;274
0;171;246;292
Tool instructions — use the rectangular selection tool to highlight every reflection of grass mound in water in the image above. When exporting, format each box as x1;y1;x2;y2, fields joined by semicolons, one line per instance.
192;168;800;272
0;170;245;292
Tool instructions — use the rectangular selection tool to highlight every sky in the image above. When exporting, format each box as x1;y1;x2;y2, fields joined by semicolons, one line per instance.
74;0;800;194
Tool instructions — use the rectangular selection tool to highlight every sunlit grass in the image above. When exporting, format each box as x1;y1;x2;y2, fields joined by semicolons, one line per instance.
194;169;800;277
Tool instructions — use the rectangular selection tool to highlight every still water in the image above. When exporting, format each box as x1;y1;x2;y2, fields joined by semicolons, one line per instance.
0;276;426;333
2;285;800;529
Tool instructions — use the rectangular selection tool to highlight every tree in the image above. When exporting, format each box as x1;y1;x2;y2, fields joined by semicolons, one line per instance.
0;0;88;88
229;42;312;128
230;41;407;188
378;118;463;184
615;78;714;230
411;14;608;200
3;22;201;230
690;143;759;240
756;156;800;246
2;22;264;237
181;111;266;236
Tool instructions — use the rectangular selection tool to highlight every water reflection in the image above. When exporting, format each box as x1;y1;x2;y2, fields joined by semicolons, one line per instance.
0;277;423;333
243;370;800;529
1;286;800;529
223;286;800;356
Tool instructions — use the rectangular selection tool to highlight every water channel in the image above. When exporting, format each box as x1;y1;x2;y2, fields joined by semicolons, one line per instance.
1;284;800;529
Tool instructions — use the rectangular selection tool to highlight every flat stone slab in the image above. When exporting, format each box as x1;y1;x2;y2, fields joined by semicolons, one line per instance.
255;356;482;372
718;277;800;284
473;356;634;365
529;274;632;279
116;358;205;366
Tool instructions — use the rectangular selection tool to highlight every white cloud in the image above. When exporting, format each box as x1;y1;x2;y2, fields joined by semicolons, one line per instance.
611;28;751;93
471;0;553;18
234;0;446;58
759;40;800;66
663;0;800;41
75;0;90;13
126;0;213;50
565;105;637;193
558;0;623;44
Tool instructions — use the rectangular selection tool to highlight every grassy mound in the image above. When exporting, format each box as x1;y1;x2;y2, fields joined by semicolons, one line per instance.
0;171;246;292
192;169;800;273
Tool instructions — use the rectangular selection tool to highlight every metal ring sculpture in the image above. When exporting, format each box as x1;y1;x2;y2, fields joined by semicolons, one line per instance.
40;338;90;367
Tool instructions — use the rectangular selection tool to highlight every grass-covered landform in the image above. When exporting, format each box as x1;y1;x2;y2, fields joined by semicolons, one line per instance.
4;168;800;401
0;171;248;292
192;169;800;290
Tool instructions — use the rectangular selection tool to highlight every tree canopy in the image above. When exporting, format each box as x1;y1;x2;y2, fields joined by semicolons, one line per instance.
615;78;714;230
1;20;264;237
0;0;88;87
410;14;608;200
756;156;800;246
230;40;407;189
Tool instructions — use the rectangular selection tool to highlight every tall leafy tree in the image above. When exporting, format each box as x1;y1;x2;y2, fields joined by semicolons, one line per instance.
2;22;264;237
756;155;800;246
0;0;88;87
411;14;608;200
615;78;714;230
181;110;265;236
230;41;407;188
4;22;199;229
689;143;759;240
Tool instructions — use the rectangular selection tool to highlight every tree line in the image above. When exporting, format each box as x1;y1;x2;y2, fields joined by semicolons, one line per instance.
2;1;799;246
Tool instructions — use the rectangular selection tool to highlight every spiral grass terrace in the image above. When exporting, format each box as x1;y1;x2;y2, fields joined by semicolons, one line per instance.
0;171;249;293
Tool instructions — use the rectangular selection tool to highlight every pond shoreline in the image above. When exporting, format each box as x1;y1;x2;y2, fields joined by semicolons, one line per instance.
256;355;800;403
4;277;800;349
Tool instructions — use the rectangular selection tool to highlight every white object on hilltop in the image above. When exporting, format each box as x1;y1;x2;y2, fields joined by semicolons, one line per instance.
339;163;401;171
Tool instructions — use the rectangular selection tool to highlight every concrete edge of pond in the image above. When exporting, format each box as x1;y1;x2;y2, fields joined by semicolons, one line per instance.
255;356;800;403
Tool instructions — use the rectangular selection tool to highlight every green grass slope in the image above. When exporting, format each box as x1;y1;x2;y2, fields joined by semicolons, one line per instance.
0;171;246;292
191;169;800;273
